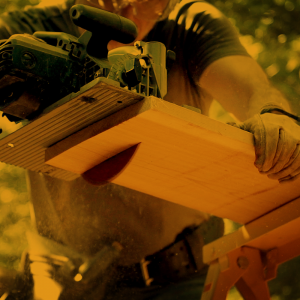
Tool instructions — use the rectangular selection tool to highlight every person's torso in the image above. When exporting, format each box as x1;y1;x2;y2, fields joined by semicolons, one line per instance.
0;0;248;263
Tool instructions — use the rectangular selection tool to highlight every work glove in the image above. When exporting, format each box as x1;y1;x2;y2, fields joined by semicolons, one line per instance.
230;113;300;183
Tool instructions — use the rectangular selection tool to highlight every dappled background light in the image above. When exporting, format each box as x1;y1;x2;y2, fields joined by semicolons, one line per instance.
209;0;300;117
0;162;30;269
0;0;299;298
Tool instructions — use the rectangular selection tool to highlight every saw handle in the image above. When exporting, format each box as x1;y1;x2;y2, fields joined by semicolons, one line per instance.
70;4;138;44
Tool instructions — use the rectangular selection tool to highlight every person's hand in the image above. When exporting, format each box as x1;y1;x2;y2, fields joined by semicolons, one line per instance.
230;113;300;183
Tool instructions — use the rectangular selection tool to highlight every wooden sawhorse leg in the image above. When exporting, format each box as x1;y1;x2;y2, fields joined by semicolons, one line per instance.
201;246;270;300
199;197;300;300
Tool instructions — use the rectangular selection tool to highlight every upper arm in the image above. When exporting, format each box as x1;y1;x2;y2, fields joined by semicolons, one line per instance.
177;2;271;121
199;55;270;121
168;1;253;114
146;1;252;112
181;2;250;82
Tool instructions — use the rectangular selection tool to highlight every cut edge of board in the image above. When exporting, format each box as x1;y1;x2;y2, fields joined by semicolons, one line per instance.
45;96;254;171
0;79;144;180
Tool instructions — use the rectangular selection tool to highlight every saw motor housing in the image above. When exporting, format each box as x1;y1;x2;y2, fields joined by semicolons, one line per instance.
0;4;173;124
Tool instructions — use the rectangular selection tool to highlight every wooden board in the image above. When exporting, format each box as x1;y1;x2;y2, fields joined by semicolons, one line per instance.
45;96;300;224
0;78;143;180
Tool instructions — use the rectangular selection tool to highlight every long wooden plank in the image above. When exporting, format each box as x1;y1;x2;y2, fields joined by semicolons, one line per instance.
0;78;143;180
45;96;300;224
202;196;300;264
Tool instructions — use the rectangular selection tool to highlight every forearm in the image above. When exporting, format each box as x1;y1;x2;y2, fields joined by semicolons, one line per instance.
199;56;293;121
246;84;292;119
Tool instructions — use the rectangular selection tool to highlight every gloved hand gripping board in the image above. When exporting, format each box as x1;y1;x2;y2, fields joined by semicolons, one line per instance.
0;4;172;180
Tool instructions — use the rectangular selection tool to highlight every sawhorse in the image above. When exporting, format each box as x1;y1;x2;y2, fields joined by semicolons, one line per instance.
201;196;300;300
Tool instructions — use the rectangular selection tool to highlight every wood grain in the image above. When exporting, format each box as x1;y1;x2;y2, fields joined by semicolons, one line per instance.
0;78;143;180
45;96;300;224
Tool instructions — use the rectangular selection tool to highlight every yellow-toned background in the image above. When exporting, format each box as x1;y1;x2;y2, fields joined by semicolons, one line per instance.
0;0;300;298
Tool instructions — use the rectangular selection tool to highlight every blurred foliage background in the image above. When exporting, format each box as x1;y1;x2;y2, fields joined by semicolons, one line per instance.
209;0;300;122
0;0;299;299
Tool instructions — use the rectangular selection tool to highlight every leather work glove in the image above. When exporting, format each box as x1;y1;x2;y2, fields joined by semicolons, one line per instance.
230;113;300;183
